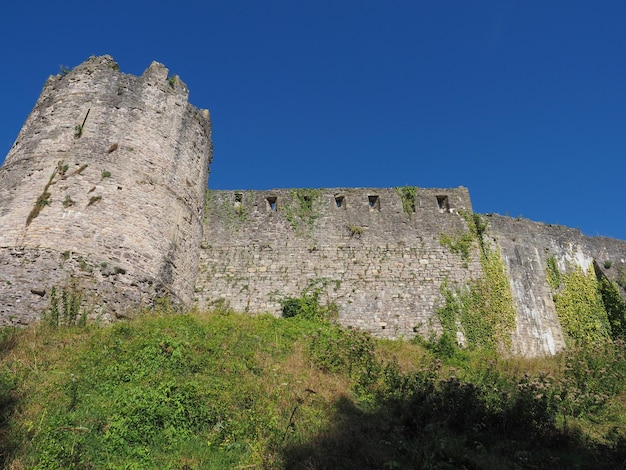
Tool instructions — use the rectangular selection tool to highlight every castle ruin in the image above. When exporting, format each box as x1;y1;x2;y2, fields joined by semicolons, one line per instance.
2;56;626;357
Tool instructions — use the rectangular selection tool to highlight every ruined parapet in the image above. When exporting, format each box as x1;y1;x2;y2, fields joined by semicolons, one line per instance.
0;56;212;324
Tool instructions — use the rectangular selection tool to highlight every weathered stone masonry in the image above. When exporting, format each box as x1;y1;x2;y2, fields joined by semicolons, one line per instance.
196;187;482;340
0;56;211;323
2;56;626;357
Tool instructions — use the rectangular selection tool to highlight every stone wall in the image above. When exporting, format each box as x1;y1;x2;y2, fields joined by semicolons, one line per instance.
0;56;212;324
196;187;482;338
197;190;626;356
489;215;626;356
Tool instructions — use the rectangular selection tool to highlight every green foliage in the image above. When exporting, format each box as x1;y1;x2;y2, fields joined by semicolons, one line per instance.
394;186;417;216
458;210;489;254
15;313;295;468
439;230;475;264
436;214;516;352
306;325;384;403
556;341;626;418
550;265;611;346
347;224;364;238
0;361;19;465
86;195;102;207
546;255;562;291
73;124;83;138
598;276;626;340
101;170;111;179
208;191;252;231
467;212;488;241
58;65;71;76
57;161;69;176
26;164;59;226
3;310;626;468
282;188;322;234
43;284;87;328
616;267;626;291
278;279;338;322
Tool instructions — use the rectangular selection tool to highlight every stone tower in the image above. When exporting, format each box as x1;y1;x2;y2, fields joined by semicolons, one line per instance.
0;56;212;324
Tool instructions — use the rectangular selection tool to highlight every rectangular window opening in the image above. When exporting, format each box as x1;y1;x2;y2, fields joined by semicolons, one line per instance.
436;195;450;213
368;195;380;211
266;196;277;212
335;195;345;209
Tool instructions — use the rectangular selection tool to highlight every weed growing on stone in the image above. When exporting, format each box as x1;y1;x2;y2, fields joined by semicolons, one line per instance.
278;278;338;322
43;284;86;328
394;186;418;217
26;164;59;226
347;224;364;238
546;255;562;291
86;195;102;207
282;188;322;235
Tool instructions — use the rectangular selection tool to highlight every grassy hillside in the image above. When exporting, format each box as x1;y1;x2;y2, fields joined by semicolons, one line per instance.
1;305;626;469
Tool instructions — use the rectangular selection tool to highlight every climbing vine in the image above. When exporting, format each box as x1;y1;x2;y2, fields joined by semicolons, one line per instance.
436;214;516;352
547;262;611;346
439;231;475;265
208;191;252;231
394;186;418;217
598;275;626;341
282;188;322;235
545;256;561;291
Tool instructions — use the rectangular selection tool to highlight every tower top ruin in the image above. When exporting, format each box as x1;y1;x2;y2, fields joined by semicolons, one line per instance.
0;55;212;322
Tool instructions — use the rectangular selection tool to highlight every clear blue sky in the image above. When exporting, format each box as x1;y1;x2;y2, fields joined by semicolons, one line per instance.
1;1;625;239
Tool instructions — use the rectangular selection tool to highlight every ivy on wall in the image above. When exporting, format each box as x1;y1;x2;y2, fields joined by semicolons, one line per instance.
206;191;253;231
436;214;516;352
394;186;418;217
545;255;562;291
439;231;474;266
282;188;323;235
597;275;626;341
547;263;611;346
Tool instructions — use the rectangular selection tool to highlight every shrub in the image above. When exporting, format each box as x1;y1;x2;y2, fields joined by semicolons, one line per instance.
279;279;338;322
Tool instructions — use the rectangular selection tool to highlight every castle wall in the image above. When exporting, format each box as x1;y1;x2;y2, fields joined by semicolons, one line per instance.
3;55;626;357
0;56;212;324
198;190;626;355
196;187;482;338
489;214;626;356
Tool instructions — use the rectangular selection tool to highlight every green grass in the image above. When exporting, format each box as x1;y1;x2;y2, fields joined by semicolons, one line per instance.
1;308;626;469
